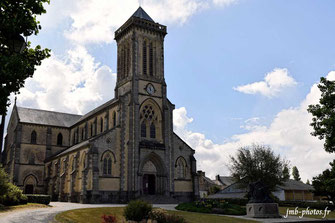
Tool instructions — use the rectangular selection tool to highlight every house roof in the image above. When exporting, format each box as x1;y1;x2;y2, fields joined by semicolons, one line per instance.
218;176;236;186
17;107;81;127
278;179;314;191
131;7;154;22
208;192;246;199
202;175;217;185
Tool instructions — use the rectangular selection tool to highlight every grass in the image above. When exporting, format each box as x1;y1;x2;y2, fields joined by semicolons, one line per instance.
0;203;50;213
279;206;335;220
55;207;257;223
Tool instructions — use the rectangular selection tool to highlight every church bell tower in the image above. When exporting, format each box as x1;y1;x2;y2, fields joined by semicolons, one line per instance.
114;7;175;199
114;7;167;98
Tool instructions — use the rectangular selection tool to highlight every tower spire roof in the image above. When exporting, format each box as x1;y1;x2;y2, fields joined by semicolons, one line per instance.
131;7;154;22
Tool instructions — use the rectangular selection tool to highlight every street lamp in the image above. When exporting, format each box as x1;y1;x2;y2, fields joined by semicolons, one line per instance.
0;34;27;162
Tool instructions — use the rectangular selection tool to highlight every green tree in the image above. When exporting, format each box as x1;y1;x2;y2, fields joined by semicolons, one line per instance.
312;160;335;204
0;0;51;114
0;166;10;198
208;185;221;195
0;166;26;205
229;144;289;192
283;166;290;180
292;166;301;181
308;77;335;153
306;179;310;185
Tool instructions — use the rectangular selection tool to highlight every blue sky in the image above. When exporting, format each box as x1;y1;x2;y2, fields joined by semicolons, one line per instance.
10;0;335;180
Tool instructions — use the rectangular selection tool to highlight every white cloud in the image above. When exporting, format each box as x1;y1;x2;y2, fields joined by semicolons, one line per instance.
213;0;237;7
64;0;209;44
15;45;116;115
234;68;297;98
174;71;335;181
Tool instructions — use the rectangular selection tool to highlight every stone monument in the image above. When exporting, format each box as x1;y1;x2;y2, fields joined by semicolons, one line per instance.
246;181;281;218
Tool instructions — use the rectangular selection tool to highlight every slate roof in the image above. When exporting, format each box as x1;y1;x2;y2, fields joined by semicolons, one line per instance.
278;179;314;191
16;107;81;127
208;192;246;199
218;176;236;186
131;7;154;22
202;176;217;185
55;140;90;158
74;98;117;124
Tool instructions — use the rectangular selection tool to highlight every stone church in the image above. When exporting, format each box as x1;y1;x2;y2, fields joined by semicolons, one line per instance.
1;7;200;203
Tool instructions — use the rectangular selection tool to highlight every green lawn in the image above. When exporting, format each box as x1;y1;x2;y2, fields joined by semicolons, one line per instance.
55;207;257;223
279;207;335;220
0;203;50;213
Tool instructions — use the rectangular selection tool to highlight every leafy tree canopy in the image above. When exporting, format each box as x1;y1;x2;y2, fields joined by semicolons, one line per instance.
308;77;335;153
283;166;290;180
292;166;301;181
0;0;51;114
229;144;289;192
312;160;335;204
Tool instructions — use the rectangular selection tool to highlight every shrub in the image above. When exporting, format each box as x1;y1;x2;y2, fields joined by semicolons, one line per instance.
278;201;335;211
25;194;51;205
175;202;211;213
123;200;152;221
1;183;27;206
165;214;186;223
203;198;248;206
149;209;168;223
101;214;117;223
176;200;246;215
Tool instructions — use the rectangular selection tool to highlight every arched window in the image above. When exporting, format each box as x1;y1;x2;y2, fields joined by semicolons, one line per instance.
150;123;156;139
141;122;146;138
71;157;75;171
104;115;108;131
176;157;187;179
31;130;37;144
113;112;116;127
126;46;130;76
72;132;75;145
100;117;103;133
140;101;161;140
149;42;153;76
143;40;147;75
57;133;63;146
103;153;112;175
82;153;87;169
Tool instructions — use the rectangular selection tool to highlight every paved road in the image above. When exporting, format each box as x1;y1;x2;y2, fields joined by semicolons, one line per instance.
0;202;327;223
0;202;178;223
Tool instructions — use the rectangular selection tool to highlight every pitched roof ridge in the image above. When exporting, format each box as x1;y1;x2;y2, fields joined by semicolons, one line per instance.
17;106;81;117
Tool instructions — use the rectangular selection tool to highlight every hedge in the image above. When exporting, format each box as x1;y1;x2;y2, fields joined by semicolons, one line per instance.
203;198;248;206
25;194;51;205
278;201;335;211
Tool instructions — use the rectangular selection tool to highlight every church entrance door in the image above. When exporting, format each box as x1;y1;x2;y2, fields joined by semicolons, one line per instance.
143;174;156;195
25;184;34;194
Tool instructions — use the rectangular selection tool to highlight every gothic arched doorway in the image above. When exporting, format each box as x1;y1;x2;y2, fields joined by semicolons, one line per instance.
23;175;37;194
139;152;167;195
143;174;156;195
